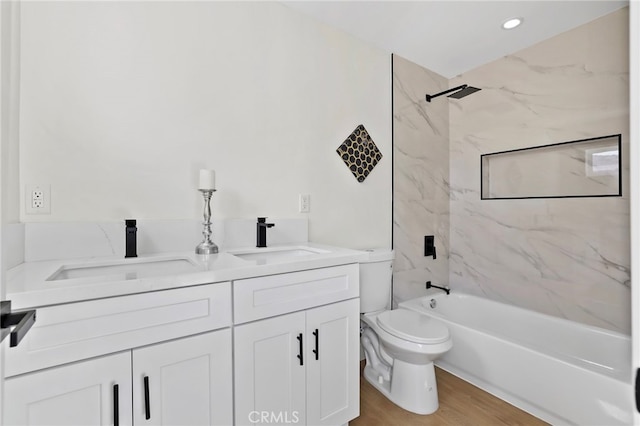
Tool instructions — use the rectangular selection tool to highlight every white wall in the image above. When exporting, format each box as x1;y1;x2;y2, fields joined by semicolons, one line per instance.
1;0;19;225
18;2;392;249
2;1;22;274
0;0;21;414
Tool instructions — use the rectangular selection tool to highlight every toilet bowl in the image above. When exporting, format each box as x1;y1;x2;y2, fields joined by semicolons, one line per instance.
361;309;452;414
359;249;452;415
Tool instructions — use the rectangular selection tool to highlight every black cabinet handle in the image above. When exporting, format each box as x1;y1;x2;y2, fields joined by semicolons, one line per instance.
312;329;319;360
296;333;303;366
1;301;36;347
113;384;119;426
144;376;151;420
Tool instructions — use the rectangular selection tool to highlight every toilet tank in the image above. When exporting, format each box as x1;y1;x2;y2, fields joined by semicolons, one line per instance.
359;249;394;313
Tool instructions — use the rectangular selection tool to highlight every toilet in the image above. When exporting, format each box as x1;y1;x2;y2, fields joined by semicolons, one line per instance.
359;249;452;415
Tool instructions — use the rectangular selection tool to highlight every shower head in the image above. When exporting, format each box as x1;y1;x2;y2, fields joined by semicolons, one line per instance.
447;85;481;99
425;84;481;102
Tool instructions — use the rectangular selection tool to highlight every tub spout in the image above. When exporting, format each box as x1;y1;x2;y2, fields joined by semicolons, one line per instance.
426;281;450;295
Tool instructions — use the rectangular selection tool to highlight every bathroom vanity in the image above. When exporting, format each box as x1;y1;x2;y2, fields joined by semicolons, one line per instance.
233;265;359;426
3;244;365;426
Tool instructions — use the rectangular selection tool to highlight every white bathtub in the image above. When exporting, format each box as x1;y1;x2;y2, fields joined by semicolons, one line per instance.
399;293;633;425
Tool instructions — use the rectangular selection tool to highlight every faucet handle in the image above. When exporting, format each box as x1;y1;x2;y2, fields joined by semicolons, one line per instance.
257;217;267;223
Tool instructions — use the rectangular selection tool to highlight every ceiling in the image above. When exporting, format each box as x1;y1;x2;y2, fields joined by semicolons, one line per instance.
282;1;628;78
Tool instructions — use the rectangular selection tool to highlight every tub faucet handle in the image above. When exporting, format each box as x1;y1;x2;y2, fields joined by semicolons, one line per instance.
424;236;436;259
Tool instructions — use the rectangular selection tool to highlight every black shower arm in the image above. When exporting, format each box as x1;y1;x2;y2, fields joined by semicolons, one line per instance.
425;84;468;102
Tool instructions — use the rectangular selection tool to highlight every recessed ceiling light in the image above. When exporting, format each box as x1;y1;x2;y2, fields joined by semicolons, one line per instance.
502;17;523;30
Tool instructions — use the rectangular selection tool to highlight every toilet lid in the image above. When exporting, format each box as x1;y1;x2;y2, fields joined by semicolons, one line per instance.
376;309;450;344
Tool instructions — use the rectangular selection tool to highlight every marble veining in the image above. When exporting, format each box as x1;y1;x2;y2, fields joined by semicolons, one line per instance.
449;8;630;333
23;219;308;262
392;8;630;333
482;135;621;198
3;223;25;270
392;54;450;305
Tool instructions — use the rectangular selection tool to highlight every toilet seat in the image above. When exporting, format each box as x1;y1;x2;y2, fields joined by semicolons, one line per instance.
376;309;450;344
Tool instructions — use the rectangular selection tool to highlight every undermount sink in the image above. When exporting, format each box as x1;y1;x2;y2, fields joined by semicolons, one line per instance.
47;257;200;282
228;246;330;263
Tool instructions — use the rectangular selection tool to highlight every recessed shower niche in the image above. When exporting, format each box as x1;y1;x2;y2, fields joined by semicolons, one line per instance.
481;134;622;199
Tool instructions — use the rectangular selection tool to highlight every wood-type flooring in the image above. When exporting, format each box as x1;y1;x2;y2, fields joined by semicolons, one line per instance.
351;362;549;426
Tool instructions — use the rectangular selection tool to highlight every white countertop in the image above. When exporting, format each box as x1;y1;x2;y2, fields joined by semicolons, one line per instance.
7;243;369;310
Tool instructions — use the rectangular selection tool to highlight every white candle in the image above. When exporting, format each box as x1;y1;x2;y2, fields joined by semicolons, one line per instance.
198;169;216;190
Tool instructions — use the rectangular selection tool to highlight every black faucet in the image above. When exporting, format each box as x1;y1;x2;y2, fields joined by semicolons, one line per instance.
426;281;450;295
256;217;275;248
125;219;137;258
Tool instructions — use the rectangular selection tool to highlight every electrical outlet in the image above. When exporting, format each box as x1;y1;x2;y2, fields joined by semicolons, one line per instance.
32;190;43;208
299;194;310;213
26;185;51;214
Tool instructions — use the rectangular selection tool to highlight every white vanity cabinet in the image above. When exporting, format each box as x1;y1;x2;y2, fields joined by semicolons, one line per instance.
132;329;232;425
233;265;360;426
5;330;232;426
3;282;233;426
4;252;365;426
234;311;306;425
4;351;133;426
305;299;360;425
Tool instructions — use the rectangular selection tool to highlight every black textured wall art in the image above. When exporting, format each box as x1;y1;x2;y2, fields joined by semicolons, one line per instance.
336;124;382;183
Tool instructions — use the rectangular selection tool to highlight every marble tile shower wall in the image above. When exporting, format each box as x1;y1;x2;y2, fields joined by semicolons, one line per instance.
392;55;450;306
449;8;630;333
20;219;308;262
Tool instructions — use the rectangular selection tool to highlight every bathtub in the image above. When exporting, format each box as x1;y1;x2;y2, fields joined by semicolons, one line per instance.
399;293;633;425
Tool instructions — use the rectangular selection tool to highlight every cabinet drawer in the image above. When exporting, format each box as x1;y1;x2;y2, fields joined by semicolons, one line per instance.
233;264;358;324
5;282;231;377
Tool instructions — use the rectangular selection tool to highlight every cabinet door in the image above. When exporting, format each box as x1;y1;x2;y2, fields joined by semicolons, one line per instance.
132;330;232;426
306;298;360;426
3;352;132;426
234;311;306;426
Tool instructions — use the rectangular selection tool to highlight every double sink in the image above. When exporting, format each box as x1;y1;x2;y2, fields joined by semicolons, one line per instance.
46;246;331;282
